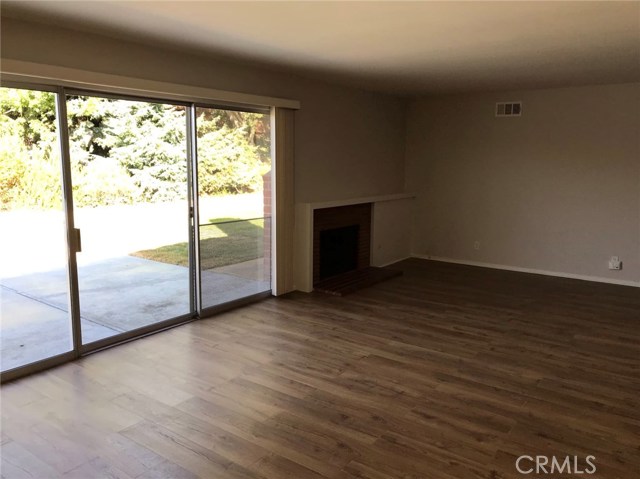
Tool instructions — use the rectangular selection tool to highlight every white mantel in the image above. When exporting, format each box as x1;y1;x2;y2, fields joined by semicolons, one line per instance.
303;193;414;210
294;193;415;292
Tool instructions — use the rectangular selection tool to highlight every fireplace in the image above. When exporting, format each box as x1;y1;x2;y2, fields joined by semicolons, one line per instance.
313;203;372;285
295;193;414;293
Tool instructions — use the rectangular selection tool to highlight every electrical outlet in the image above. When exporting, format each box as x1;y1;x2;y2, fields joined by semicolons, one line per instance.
473;241;480;251
608;256;622;270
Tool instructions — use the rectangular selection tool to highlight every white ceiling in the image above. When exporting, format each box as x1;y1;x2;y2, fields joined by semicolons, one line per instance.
3;1;640;95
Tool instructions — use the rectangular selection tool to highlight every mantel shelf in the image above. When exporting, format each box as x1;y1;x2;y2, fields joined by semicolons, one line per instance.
300;193;415;211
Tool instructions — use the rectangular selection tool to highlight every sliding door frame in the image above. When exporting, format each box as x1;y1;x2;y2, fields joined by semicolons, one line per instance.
0;81;77;382
187;105;202;316
59;88;197;355
55;86;83;357
192;102;273;318
1;80;280;383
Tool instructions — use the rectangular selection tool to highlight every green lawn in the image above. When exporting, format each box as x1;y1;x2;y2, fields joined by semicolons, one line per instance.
132;218;265;270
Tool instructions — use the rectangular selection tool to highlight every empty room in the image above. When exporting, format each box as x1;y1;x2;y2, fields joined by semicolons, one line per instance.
0;1;638;478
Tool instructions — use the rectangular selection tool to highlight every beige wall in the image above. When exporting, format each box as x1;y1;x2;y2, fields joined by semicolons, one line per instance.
371;198;414;267
405;83;640;284
0;17;406;204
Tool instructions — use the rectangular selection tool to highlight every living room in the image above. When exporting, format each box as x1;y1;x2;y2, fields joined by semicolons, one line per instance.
0;2;638;478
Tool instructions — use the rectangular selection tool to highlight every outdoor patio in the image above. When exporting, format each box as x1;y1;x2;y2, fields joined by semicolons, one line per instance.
0;194;271;372
1;255;269;371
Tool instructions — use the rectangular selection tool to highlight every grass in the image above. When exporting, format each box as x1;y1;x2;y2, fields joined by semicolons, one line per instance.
131;217;265;270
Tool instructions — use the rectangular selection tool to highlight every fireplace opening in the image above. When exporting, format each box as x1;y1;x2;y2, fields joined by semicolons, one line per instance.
313;203;372;287
319;225;359;280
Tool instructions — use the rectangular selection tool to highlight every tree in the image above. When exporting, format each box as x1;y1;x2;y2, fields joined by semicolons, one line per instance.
196;108;270;195
66;96;187;205
1;87;271;210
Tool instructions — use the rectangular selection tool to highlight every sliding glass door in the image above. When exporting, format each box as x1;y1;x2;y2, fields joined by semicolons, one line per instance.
0;86;73;371
0;84;273;378
65;94;192;346
195;107;272;311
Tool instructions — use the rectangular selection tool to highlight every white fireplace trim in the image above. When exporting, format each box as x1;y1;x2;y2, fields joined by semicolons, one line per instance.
294;193;415;292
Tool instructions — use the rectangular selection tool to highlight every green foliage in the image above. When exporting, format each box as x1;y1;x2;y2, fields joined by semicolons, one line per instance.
72;156;136;207
0;87;57;146
197;126;267;195
66;97;188;205
0;135;27;206
0;87;271;210
0;89;62;209
196;107;270;195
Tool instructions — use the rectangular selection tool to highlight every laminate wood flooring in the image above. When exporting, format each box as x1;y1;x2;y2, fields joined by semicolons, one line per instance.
1;259;638;478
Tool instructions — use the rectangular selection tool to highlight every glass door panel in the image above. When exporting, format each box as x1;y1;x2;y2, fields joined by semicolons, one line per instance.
195;107;271;310
65;94;192;345
0;86;73;371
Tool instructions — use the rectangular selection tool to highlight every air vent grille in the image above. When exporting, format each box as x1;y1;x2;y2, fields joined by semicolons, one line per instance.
495;102;522;117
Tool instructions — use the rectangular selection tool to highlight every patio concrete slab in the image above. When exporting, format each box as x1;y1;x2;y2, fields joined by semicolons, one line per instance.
1;255;270;372
0;286;119;371
2;256;191;332
213;258;269;282
201;268;270;309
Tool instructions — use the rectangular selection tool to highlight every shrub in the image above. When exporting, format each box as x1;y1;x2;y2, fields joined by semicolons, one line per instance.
198;127;267;195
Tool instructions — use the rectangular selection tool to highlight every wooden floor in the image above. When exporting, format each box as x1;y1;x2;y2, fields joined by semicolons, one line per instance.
1;259;638;479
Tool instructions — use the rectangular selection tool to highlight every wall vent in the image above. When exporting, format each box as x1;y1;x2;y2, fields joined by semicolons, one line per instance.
495;102;522;117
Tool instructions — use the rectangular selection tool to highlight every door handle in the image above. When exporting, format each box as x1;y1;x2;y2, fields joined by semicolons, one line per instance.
73;228;82;253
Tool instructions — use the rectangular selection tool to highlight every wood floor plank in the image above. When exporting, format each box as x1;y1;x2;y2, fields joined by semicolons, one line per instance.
121;420;261;479
61;457;134;479
0;440;60;479
248;453;326;479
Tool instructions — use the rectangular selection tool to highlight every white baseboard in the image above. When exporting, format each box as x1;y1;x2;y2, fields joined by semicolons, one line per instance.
411;254;640;288
373;256;412;268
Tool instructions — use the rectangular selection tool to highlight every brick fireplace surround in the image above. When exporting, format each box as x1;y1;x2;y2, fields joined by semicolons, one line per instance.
312;203;372;285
